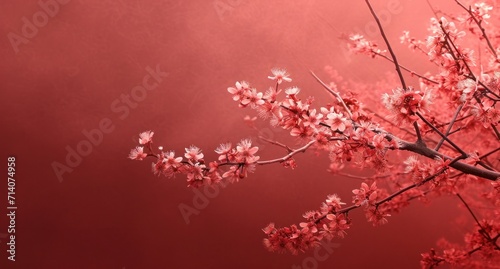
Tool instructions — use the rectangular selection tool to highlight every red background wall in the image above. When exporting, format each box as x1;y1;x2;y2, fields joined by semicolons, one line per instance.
1;0;467;268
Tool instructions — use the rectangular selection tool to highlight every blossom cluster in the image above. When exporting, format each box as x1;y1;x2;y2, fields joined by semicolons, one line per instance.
420;219;500;268
381;87;432;124
128;131;260;187
347;34;386;58
262;194;350;254
227;68;400;174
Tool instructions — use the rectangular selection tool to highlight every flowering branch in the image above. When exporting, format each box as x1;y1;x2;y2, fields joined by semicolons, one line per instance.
454;0;498;59
257;140;316;165
309;70;353;119
129;0;500;267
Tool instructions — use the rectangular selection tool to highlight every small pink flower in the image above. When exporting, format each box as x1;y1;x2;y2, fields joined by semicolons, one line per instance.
236;139;259;158
215;143;232;155
302;109;323;127
262;223;276;235
472;3;492;21
352;182;378;206
325;112;347;132
381;87;432;125
138;130;154;145
241;89;265;107
325;194;346;210
165;151;183;168
186;163;208;188
228;81;250;101
268;68;292;84
184;145;204;162
128;146;147;160
151;157;167;176
222;165;245;183
285;87;300;96
365;206;390;226
263;87;282;102
348;34;386;58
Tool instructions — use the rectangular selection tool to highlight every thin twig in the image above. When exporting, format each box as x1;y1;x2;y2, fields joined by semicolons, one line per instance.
309;70;354;119
259;136;293;153
454;0;498;59
373;51;438;84
435;104;464;151
257;140;316;165
416;112;468;157
456;193;483;229
365;0;407;90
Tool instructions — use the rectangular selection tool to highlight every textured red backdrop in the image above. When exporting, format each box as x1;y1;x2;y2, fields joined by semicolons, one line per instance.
1;0;467;268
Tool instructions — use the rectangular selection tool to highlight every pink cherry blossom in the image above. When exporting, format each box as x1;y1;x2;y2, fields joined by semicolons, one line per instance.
128;146;147;160
165;151;183;169
325;112;347;132
381;87;432;125
222;165;245;183
267;68;292;84
352;182;379;206
302;109;323;128
227;81;250;102
347;34;386;58
151;155;167;176
215;143;232;155
184;145;204;162
236;139;259;161
138;130;154;145
284;86;300;97
186;163;208;188
263;87;281;102
241;88;265;107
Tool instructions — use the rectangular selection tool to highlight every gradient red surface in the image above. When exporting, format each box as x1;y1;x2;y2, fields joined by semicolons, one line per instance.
1;0;468;268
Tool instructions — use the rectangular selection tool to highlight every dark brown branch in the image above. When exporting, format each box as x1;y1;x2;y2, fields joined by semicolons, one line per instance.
416;112;468;157
375;156;463;206
397;137;499;181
